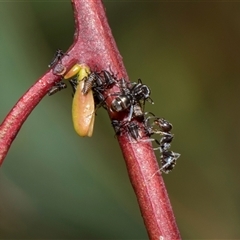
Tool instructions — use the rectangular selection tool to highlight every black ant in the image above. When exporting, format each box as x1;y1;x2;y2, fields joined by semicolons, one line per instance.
143;112;180;174
48;49;67;68
48;81;67;96
110;79;154;121
160;151;180;174
83;70;117;108
111;119;142;141
144;113;173;150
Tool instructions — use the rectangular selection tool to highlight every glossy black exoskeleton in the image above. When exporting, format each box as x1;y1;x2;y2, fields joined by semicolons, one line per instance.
82;70;117;109
48;49;67;68
110;79;153;121
142;112;180;174
160;151;180;174
82;72;103;94
112;119;141;141
48;81;67;96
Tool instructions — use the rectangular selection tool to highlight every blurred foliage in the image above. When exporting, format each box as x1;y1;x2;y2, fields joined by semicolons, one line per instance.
1;1;240;239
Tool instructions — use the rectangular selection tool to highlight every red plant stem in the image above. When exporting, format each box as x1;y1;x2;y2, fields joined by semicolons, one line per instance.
0;0;181;239
0;71;59;164
70;1;181;239
120;135;181;239
0;60;77;165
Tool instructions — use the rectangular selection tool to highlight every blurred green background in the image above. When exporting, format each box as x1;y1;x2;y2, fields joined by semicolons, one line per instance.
1;1;240;239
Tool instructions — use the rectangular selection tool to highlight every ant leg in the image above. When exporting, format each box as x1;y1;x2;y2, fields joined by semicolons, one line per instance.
69;78;78;96
160;152;180;173
94;92;108;111
48;81;67;96
152;139;161;150
139;137;156;143
149;151;180;179
143;112;156;124
48;49;68;68
127;104;134;121
147;96;154;105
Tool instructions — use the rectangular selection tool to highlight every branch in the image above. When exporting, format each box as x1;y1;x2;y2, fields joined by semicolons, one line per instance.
0;0;181;239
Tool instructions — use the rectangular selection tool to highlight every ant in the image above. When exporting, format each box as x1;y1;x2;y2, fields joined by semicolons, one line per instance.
110;79;154;121
83;70;116;95
111;119;142;141
160;151;180;174
48;81;67;96
83;70;117;109
143;112;180;174
143;113;174;150
48;49;68;68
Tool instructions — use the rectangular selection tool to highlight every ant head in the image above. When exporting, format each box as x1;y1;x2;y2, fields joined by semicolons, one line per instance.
154;118;172;132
